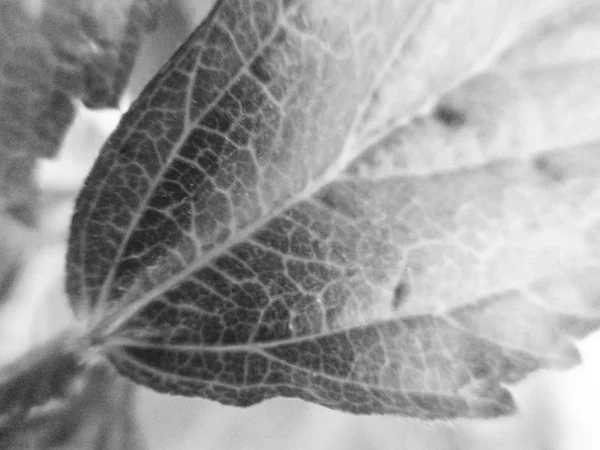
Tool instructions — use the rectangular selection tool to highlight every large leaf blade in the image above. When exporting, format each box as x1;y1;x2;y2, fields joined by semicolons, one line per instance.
102;142;600;417
67;0;600;418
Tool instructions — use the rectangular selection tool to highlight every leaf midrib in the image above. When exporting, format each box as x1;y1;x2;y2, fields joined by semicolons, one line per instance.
109;335;499;410
93;0;534;341
102;288;564;369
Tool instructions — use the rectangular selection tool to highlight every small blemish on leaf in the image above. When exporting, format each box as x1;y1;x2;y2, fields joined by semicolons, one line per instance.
434;105;467;128
345;267;359;278
250;54;274;83
392;282;410;310
533;155;565;182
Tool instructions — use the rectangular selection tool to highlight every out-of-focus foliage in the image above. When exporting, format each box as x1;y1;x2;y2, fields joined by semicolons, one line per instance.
0;0;162;306
0;364;145;450
65;0;600;420
0;332;83;433
0;0;164;448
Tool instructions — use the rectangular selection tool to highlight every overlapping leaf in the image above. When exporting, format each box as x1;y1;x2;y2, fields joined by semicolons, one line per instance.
0;0;164;444
0;0;163;158
0;364;144;450
0;0;164;303
67;0;600;418
0;332;83;434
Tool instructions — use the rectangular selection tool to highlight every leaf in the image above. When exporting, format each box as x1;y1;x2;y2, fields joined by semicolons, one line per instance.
0;0;163;158
0;363;145;450
0;0;164;306
0;332;85;433
67;0;600;418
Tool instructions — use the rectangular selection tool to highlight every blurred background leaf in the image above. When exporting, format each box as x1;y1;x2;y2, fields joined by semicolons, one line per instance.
0;0;163;307
0;364;145;450
0;0;165;448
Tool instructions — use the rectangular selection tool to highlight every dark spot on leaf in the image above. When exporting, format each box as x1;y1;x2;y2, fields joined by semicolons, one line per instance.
64;0;600;420
470;358;490;379
201;105;235;133
0;263;19;304
392;282;410;309
345;267;359;278
6;202;35;227
317;186;362;219
533;155;565;182
434;105;467;128
250;54;274;83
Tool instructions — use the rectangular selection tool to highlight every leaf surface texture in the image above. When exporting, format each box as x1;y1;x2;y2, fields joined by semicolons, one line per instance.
67;0;600;418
